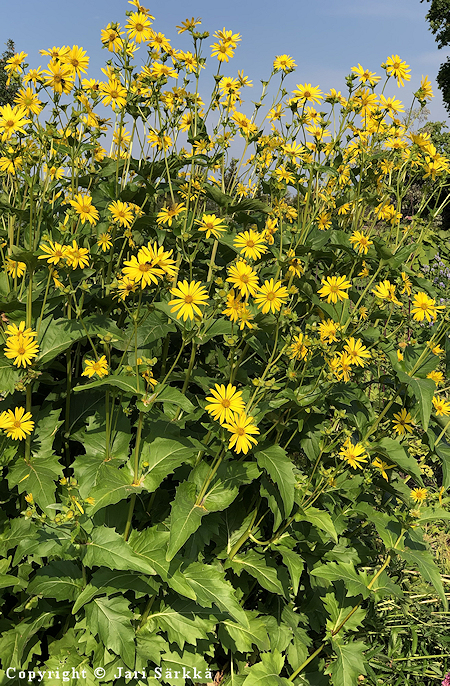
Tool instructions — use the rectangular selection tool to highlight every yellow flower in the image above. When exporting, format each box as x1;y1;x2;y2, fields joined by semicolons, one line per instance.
427;370;444;385
223;412;259;454
236;304;254;330
358;261;369;278
210;42;234;63
42;61;75;95
82;355;109;379
38;241;69;265
337;352;353;382
65;240;90;270
168;280;208;321
410;487;427;504
5;258;26;278
68;194;99;226
195;213;226;239
273;55;297;73
233;229;267;260
344;338;371;367
318;275;351;304
339;438;368;469
62;45;89;77
227;261;259;298
349;230;373;255
4;333;39;368
4;321;37;338
97;233;113;252
126;11;153;43
372;280;401;306
416;75;433;101
0;104;30;141
351;64;380;86
292;83;323;105
288;333;309;360
428;342;444;356
397;349;404;361
385;54;411;87
139;242;177;277
433;396;450;417
222;290;243;323
372;457;394;481
108;200;133;227
319;319;340;344
14;86;43;116
101;23;124;52
254;279;289;314
400;272;412;295
0;407;34;441
411;292;444;322
115;276;138;300
122;254;163;288
392;408;414;435
205;383;245;425
156;203;186;226
99;78;127;110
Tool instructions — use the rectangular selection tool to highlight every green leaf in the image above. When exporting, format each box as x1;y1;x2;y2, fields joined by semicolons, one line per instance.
373;437;423;483
0;574;25;589
159;648;210;686
323;587;366;635
328;640;367;686
182;561;248;625
435;441;450;490
203;461;260;512
85;595;135;668
73;568;159;614
83;527;157;575
74;373;145;397
28;561;83;601
0;359;20;395
141;437;195;492
8;452;62;515
88;468;142;515
311;562;369;598
295;506;338;543
254;445;295;518
220;616;270;652
227;550;286;596
146;602;214;649
242;651;291;686
279;549;304;595
150;384;195;413
397;546;448;610
37;317;85;365
166;482;207;560
397;370;435;430
0;613;56;669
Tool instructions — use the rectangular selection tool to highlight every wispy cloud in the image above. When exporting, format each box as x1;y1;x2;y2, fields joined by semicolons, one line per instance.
416;49;450;66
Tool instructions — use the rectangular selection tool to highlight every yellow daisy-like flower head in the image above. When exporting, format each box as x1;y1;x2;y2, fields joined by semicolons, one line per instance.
108;200;133;228
210;41;234;63
233;229;267;260
97;233;113;252
254;279;289;314
38;241;69;265
62;45;89;78
205;383;245;425
0;104;31;141
339;438;368;469
410;487;427;504
427;370;444;385
273;55;297;73
195;213;226;239
122;254;163;289
372;457;394;481
288;333;308;360
292;83;323;105
99;78;127;111
411;291;444;323
371;280;401;306
168;280;208;321
226;261;259;298
81;355;109;379
433;395;450;417
126;11;153;43
223;412;260;454
156;203;186;227
349;230;373;255
318;275;351;304
384;54;411;87
0;407;34;441
68;193;99;226
392;408;414;435
344;337;371;367
4;333;39;368
319;319;340;344
115;276;138;301
65;240;90;270
5;258;26;278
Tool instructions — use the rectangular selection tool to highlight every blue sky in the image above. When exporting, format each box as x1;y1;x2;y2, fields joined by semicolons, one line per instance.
3;0;450;124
